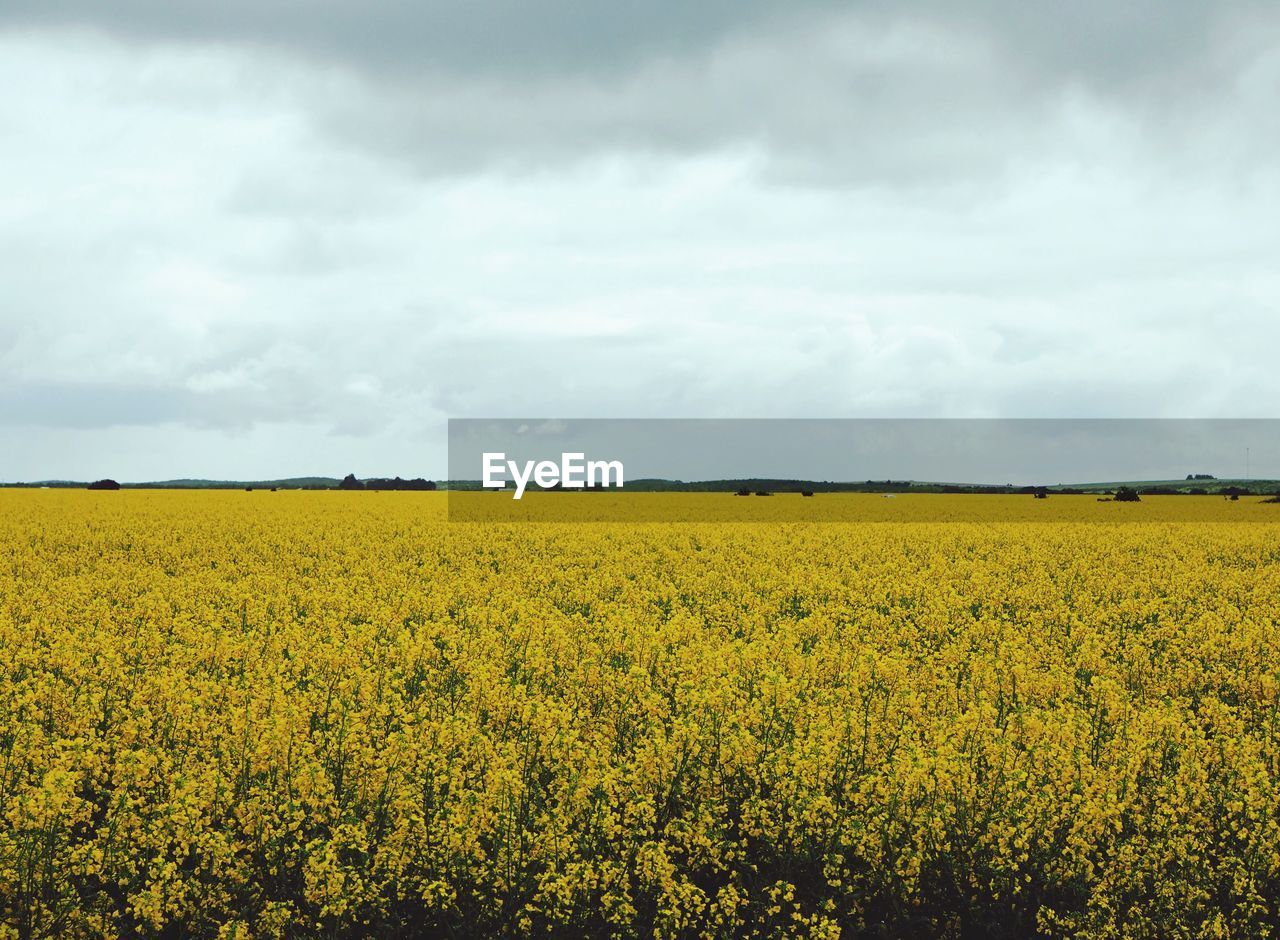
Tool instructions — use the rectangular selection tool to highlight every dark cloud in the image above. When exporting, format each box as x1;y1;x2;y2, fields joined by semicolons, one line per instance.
4;2;1276;183
2;1;1263;89
0;0;792;79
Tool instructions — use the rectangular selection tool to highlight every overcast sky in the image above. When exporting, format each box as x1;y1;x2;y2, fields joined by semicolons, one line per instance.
2;2;1277;480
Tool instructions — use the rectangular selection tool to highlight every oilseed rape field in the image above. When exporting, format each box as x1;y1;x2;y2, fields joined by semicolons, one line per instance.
3;491;1280;938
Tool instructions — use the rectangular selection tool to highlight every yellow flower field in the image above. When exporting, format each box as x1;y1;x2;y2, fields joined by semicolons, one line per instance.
3;490;1280;938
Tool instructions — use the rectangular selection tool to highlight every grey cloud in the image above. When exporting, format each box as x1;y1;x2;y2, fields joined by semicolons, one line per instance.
4;2;1277;185
2;1;1262;90
0;0;793;80
298;2;1280;185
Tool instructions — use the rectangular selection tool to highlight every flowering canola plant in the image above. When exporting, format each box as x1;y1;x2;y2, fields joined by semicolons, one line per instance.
2;490;1280;938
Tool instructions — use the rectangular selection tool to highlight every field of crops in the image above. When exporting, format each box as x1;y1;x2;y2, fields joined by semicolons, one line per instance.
3;491;1280;938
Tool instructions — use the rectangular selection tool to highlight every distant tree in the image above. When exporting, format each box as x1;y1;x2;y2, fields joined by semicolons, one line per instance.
1113;486;1140;502
88;479;120;490
735;488;751;496
801;490;815;497
755;491;772;497
360;476;437;491
339;474;364;490
1032;487;1049;499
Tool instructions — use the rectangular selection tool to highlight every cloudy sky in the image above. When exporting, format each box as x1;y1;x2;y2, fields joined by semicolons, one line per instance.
2;2;1277;481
